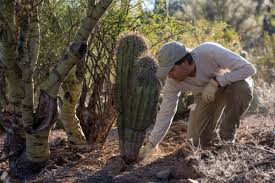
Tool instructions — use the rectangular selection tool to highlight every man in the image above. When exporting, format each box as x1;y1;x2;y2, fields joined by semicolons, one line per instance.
139;41;256;158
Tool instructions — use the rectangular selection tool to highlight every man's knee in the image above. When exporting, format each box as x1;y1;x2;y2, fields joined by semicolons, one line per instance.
225;80;253;103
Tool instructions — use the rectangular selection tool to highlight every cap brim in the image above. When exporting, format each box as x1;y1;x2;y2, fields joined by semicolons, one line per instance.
156;65;174;80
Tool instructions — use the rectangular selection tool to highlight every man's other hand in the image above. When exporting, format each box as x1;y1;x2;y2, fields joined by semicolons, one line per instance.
138;142;155;159
202;79;219;103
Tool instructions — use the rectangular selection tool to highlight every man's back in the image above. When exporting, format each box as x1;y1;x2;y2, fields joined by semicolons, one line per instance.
170;42;255;95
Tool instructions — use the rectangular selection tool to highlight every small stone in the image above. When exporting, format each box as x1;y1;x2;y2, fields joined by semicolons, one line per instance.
187;179;199;183
43;178;63;183
169;179;186;183
0;171;8;181
171;157;200;179
156;169;171;179
0;171;10;183
169;179;198;183
113;175;140;183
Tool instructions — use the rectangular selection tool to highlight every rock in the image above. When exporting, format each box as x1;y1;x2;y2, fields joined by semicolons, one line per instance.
42;178;63;183
169;179;187;183
180;148;193;158
112;175;140;183
156;169;171;179
171;157;200;179
169;178;198;183
49;137;67;147
105;156;126;176
186;179;199;183
86;175;113;183
0;171;10;183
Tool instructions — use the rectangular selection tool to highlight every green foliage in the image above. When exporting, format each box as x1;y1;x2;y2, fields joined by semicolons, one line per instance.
35;1;86;88
168;0;274;48
35;0;242;87
180;20;242;52
254;34;275;67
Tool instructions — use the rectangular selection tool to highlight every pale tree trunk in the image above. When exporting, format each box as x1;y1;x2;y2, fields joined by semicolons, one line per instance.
60;0;114;147
0;0;26;172
59;72;87;146
0;0;112;179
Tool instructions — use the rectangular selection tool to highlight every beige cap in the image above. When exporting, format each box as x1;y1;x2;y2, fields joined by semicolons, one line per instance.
156;41;187;80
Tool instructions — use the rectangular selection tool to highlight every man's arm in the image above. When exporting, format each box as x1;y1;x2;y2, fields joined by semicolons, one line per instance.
208;43;256;87
148;78;181;147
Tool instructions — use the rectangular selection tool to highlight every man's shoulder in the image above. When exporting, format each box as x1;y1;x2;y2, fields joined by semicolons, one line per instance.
192;42;224;56
195;42;222;50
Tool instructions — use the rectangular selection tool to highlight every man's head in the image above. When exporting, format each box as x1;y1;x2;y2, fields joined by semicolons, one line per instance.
157;41;195;81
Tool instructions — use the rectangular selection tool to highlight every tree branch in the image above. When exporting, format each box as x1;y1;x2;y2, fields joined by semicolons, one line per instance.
0;0;16;43
73;0;114;42
40;42;87;98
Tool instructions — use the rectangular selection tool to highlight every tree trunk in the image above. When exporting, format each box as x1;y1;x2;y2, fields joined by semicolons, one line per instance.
9;42;87;179
0;0;88;179
60;0;114;146
0;0;26;176
59;73;87;145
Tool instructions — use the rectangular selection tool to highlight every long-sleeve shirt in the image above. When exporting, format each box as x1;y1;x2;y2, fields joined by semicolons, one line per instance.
149;42;256;146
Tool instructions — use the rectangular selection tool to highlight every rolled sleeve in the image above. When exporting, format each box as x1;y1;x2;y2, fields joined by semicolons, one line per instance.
210;43;256;87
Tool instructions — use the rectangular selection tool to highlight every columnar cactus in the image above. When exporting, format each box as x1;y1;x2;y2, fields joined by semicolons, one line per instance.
115;33;161;163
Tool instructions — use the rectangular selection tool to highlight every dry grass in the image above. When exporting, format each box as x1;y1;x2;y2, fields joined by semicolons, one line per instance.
255;83;275;116
190;111;275;183
192;143;275;183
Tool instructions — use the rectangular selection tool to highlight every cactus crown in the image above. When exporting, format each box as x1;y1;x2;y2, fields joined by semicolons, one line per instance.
116;32;149;62
134;55;158;84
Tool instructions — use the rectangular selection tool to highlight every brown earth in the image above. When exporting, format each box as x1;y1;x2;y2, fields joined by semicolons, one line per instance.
0;114;274;183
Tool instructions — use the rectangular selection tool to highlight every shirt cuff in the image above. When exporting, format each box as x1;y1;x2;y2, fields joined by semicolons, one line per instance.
216;74;231;87
149;136;159;148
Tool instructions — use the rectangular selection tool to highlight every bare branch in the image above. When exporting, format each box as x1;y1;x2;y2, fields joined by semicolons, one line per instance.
73;0;114;42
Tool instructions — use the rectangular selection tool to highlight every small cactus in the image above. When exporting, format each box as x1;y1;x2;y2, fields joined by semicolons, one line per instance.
115;33;161;163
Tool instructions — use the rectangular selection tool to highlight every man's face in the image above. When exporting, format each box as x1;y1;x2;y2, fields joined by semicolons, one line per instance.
168;61;193;81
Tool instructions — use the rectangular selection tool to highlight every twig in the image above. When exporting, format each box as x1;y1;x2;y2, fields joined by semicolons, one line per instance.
235;144;275;155
0;151;18;163
249;157;275;169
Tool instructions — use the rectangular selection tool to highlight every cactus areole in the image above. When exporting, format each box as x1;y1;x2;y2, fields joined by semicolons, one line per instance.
115;33;161;163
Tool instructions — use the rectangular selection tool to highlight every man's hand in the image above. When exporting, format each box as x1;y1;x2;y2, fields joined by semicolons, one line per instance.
202;79;219;103
138;142;155;159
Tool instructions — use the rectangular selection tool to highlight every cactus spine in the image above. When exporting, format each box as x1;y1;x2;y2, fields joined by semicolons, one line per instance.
116;33;161;163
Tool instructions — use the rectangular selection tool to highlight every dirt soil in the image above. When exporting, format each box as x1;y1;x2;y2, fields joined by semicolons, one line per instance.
0;114;274;183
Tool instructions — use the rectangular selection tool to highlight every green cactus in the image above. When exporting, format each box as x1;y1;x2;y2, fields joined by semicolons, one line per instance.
115;33;161;163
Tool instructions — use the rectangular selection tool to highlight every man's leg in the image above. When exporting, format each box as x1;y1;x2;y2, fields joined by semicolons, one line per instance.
187;90;226;147
219;80;253;141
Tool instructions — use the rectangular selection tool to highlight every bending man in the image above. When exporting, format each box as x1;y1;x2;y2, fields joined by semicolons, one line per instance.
139;42;256;158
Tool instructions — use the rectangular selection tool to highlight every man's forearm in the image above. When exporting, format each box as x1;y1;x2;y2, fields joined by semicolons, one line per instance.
149;113;175;146
216;64;256;87
149;78;181;146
